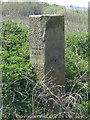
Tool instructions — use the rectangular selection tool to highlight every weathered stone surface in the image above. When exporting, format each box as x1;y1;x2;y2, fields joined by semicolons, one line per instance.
29;15;65;85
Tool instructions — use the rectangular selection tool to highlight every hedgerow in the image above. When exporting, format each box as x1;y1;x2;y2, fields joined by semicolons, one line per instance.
1;20;37;119
1;20;89;119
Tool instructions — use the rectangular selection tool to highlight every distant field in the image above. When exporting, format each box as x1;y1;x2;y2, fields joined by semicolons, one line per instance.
1;2;88;33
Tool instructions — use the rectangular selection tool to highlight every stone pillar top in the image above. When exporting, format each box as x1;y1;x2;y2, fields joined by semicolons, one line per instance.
29;14;64;18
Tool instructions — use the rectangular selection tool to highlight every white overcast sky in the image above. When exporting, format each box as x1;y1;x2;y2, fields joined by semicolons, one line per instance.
2;0;90;7
38;0;89;7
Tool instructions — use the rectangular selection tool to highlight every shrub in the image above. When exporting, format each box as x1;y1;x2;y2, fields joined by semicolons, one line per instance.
65;32;88;91
1;20;37;119
1;20;89;119
65;32;89;118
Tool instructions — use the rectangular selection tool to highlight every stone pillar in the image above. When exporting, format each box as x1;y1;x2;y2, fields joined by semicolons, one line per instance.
29;15;65;85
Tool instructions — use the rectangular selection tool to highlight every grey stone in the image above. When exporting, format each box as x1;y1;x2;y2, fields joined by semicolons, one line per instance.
29;15;65;85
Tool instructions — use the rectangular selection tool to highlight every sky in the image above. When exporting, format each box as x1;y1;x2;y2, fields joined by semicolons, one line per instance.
2;0;90;7
38;0;89;7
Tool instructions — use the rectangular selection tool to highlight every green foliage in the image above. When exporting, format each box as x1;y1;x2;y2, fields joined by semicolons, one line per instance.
2;2;43;17
1;18;88;118
65;32;88;118
79;101;90;118
65;32;88;88
1;20;37;119
2;2;87;33
42;3;64;14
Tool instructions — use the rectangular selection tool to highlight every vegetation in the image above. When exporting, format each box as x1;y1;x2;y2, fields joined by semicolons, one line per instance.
65;32;89;118
2;2;87;32
1;20;37;119
1;19;89;119
1;1;89;119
